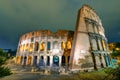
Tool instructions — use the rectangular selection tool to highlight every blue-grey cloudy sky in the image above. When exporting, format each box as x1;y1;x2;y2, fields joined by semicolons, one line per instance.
0;0;120;49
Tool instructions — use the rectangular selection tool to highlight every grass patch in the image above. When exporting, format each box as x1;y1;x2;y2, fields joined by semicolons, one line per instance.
78;70;107;80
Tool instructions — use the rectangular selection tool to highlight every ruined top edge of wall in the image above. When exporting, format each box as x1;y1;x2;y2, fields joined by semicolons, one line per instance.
20;29;74;41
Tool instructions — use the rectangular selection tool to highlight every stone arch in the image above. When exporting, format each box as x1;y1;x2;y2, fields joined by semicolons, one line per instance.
53;55;59;67
23;56;27;65
39;56;44;66
40;42;45;51
91;52;97;70
62;55;65;66
34;42;39;51
27;56;32;65
33;56;37;66
61;42;66;49
30;43;34;53
67;41;72;49
47;42;51;50
20;56;23;64
25;43;29;51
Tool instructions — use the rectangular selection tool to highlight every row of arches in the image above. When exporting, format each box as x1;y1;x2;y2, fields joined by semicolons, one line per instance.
18;41;72;53
90;53;111;70
90;38;107;51
16;55;71;67
85;17;105;36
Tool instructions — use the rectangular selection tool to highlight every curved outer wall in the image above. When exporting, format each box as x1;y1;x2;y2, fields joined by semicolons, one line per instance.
16;30;74;69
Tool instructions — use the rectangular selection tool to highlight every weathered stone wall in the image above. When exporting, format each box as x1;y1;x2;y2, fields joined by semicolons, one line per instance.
16;30;74;69
69;5;111;71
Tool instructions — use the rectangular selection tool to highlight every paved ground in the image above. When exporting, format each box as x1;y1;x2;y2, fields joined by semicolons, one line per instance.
0;59;80;80
0;73;79;80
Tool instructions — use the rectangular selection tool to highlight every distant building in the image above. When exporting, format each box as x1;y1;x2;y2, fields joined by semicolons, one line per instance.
3;49;16;56
16;5;111;72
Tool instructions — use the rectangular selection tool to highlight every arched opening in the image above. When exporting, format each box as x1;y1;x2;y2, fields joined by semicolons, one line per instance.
30;43;34;53
40;42;45;51
23;56;27;65
33;56;37;66
47;56;50;66
61;42;66;49
62;55;65;66
39;56;44;66
20;56;23;64
67;41;72;49
47;42;51;50
25;43;29;51
27;56;32;65
104;54;108;66
53;56;59;67
91;52;97;70
35;42;39;51
99;54;104;68
68;56;70;66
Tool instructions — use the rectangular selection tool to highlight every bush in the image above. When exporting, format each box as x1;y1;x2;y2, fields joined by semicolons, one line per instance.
104;67;115;74
0;66;12;77
112;67;120;80
104;67;120;80
0;56;6;66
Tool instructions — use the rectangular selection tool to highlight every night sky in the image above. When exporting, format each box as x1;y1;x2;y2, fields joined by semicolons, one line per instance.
0;0;120;50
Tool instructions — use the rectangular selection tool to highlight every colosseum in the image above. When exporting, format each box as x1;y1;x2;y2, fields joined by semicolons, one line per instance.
15;5;112;72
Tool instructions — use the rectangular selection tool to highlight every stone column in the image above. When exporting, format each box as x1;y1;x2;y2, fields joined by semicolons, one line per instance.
50;56;53;67
59;56;62;67
37;56;40;66
51;40;53;50
22;56;24;65
95;55;101;69
44;56;47;67
101;54;106;67
38;42;40;53
65;56;68;66
31;55;34;66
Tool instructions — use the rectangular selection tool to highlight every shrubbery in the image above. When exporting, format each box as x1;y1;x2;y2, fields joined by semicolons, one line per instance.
0;48;12;78
104;67;120;80
0;67;12;77
104;67;115;74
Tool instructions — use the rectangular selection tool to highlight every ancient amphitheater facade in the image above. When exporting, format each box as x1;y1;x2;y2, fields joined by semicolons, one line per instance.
16;5;112;71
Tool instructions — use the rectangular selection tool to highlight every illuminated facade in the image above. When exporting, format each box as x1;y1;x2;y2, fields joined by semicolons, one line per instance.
16;30;74;69
16;5;111;71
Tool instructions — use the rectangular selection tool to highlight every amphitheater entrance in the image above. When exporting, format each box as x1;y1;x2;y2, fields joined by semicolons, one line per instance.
53;56;59;67
62;55;65;66
33;56;37;66
20;56;23;64
39;56;44;66
27;56;32;65
23;56;27;65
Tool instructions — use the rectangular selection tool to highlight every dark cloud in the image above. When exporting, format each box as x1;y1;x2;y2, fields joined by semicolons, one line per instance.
0;0;120;49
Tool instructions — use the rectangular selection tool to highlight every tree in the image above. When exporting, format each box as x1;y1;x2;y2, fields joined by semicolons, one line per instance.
0;48;12;77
